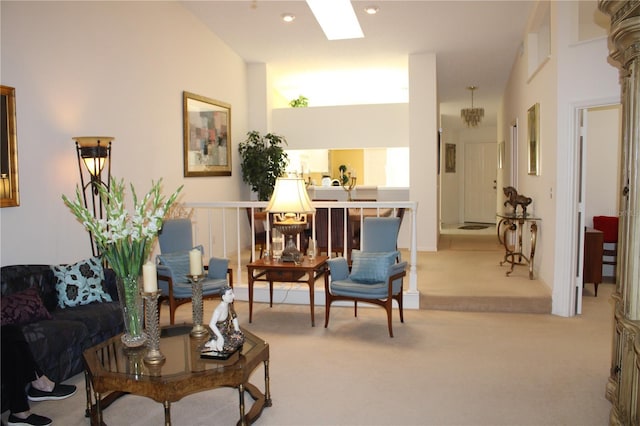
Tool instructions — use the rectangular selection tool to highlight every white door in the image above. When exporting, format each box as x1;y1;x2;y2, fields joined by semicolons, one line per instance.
464;142;497;223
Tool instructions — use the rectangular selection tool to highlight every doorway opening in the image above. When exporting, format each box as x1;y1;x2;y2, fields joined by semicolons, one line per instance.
572;103;621;314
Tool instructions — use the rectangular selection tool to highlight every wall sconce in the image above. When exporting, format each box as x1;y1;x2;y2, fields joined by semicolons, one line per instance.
73;136;113;256
266;177;315;262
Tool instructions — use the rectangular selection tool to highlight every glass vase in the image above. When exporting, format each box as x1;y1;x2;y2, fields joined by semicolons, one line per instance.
115;274;147;348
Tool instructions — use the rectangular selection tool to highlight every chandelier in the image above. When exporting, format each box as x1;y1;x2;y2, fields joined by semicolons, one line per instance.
461;86;484;127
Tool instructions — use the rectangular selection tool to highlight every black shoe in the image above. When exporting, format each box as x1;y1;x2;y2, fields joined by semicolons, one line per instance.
7;414;52;426
27;383;77;401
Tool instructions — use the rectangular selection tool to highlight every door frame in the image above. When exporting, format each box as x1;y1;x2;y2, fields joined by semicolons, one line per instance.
510;120;519;188
556;97;620;316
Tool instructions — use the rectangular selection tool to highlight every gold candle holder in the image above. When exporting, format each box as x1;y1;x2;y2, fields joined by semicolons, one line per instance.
187;274;208;338
142;290;165;366
340;171;357;201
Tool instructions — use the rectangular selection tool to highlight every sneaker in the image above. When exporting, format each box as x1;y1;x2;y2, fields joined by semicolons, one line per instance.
27;383;77;402
7;414;52;426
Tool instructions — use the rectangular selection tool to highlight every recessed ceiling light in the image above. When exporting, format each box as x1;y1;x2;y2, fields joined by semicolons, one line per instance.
281;13;296;23
364;5;379;15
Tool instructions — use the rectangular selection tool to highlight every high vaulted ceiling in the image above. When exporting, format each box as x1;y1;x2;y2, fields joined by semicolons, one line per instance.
182;0;534;130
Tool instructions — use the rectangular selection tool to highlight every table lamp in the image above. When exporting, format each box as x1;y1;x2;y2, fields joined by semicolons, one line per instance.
266;177;315;262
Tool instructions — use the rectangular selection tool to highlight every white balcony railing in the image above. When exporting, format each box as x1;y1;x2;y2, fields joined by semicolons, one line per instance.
182;200;419;309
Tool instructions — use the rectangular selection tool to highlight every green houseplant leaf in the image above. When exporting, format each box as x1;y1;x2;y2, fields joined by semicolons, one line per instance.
289;95;309;108
238;131;289;201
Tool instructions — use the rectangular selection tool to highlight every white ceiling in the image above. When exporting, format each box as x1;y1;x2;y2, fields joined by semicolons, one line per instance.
182;0;534;130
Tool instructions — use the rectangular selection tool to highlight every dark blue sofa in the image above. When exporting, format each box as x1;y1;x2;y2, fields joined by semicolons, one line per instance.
0;264;123;413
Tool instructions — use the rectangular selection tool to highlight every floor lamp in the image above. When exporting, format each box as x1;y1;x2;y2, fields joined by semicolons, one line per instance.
73;136;113;257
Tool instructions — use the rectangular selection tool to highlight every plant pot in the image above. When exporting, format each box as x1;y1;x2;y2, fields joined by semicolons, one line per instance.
115;274;147;348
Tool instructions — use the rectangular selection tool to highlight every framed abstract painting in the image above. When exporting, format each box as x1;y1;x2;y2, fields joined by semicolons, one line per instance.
183;91;231;177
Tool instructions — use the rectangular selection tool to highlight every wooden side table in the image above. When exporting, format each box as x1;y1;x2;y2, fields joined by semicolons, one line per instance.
247;255;328;326
583;227;604;296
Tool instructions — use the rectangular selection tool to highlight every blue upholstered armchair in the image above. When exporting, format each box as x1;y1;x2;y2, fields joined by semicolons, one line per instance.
156;218;233;324
324;217;407;337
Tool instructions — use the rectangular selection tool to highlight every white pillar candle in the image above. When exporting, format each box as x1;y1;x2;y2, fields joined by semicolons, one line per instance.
142;262;158;293
189;248;203;275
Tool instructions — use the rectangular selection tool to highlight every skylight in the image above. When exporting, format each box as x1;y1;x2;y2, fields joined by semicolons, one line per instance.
306;0;364;40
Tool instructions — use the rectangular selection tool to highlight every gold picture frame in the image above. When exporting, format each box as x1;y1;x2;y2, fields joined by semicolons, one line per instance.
183;91;231;177
445;143;456;173
1;85;19;207
527;103;540;176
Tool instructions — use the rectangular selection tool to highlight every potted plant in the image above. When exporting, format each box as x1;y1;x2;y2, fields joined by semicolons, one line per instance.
238;131;289;201
289;95;309;108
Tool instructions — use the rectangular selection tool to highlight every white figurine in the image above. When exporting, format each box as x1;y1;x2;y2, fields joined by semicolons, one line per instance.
204;286;244;353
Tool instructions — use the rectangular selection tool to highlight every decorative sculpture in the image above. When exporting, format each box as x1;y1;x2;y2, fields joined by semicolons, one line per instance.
339;164;356;201
203;286;245;354
503;186;533;216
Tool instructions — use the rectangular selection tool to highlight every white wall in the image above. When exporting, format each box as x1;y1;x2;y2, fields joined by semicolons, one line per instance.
268;80;438;251
439;129;460;225
501;1;620;316
272;104;409;149
585;105;621;225
409;53;439;251
586;105;621;277
0;1;249;265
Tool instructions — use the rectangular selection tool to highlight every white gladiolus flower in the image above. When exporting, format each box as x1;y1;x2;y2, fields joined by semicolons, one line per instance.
63;177;183;279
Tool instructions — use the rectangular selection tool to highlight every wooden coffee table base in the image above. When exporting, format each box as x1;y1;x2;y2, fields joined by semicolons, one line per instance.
83;325;271;426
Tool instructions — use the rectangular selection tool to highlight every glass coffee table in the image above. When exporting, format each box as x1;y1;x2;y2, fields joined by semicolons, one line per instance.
83;325;271;425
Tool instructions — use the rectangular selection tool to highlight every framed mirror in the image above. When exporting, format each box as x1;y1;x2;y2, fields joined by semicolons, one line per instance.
1;85;19;207
527;103;540;176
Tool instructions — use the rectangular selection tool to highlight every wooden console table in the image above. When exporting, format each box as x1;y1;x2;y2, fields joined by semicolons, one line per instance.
247;255;328;326
497;213;541;279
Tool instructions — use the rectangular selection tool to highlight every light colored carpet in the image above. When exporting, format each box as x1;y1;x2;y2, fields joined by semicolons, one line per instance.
421;235;552;313
232;233;551;314
5;285;614;426
3;234;609;425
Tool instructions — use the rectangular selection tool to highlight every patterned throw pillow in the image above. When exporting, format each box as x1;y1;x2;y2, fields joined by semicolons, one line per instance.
1;287;53;326
52;257;113;308
349;250;399;284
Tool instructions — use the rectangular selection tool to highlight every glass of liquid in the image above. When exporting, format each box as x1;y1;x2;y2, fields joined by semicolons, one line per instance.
272;240;283;263
307;240;317;260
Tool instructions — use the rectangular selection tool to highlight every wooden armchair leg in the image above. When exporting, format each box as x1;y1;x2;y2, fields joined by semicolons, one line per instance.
169;299;177;325
385;300;394;338
324;301;331;328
